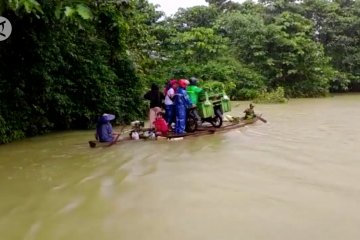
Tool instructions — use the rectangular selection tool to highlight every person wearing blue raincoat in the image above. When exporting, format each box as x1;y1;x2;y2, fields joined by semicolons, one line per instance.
174;79;193;134
95;114;120;142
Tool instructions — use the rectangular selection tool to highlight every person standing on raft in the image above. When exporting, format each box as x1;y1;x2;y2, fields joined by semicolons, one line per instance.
187;77;203;105
174;79;193;134
186;77;203;123
164;80;177;128
144;84;165;128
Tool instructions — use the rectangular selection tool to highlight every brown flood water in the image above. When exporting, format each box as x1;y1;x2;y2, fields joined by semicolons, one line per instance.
1;94;360;240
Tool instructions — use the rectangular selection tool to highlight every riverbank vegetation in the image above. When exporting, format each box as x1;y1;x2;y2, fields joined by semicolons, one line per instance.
253;87;288;104
1;0;359;143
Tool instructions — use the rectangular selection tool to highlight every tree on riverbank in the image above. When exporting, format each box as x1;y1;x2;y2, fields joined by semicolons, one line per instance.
0;0;158;143
1;0;359;143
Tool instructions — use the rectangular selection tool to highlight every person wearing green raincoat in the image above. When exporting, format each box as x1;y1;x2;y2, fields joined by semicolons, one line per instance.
186;77;203;105
186;77;203;123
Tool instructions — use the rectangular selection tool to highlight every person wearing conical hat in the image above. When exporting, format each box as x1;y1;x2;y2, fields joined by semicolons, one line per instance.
95;114;120;142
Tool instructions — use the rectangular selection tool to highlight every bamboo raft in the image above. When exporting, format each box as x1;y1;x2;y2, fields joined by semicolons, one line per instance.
89;116;262;148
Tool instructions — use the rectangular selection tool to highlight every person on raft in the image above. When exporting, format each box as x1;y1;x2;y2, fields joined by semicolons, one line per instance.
153;111;169;136
244;103;256;119
186;77;203;123
187;77;203;105
95;114;120;143
174;79;194;134
164;79;177;128
144;83;165;128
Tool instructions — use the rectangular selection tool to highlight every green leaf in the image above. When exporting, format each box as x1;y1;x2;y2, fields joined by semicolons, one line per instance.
288;69;298;74
76;4;93;20
55;4;62;19
64;6;75;17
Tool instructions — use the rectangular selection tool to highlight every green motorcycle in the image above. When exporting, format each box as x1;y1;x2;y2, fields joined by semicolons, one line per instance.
186;83;231;132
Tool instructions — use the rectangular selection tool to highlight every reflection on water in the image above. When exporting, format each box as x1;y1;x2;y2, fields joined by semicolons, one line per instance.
1;94;360;240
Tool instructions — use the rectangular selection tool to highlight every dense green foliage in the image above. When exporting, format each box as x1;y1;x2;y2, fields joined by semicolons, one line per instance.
0;0;153;143
1;0;360;143
253;87;288;104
